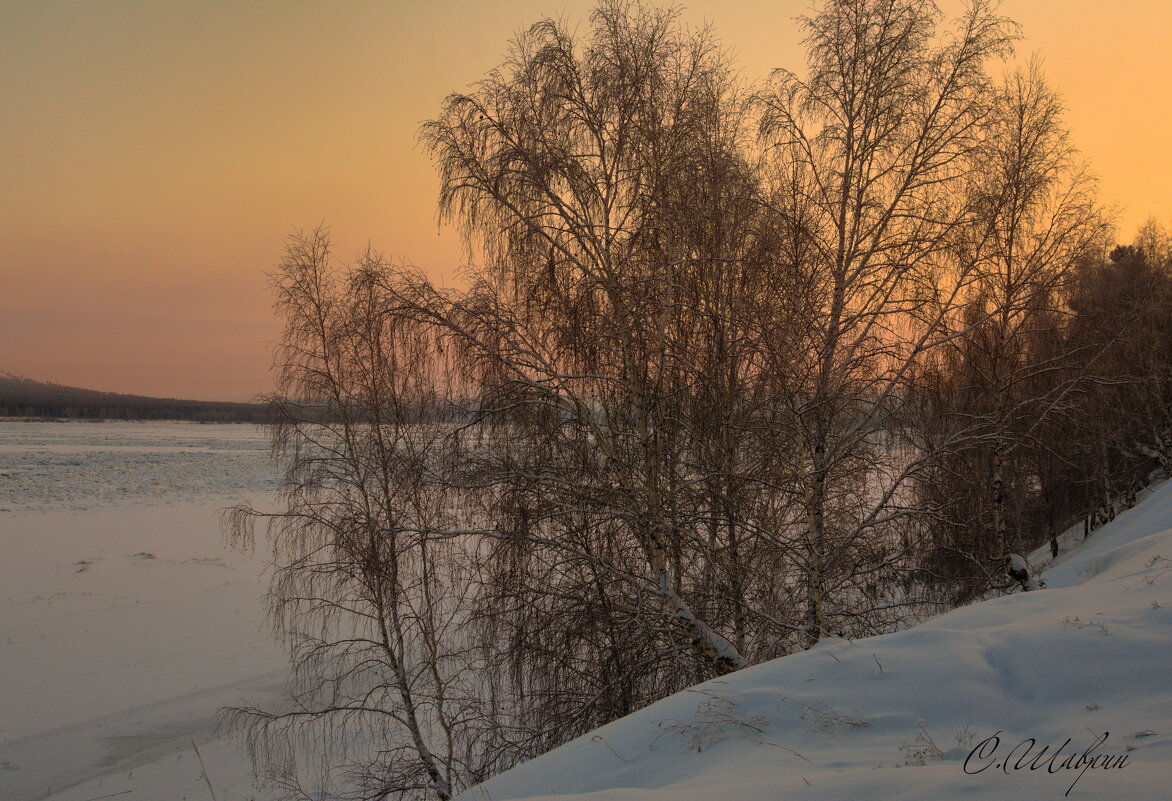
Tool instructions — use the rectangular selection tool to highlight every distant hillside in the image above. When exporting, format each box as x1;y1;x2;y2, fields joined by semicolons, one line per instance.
0;373;270;423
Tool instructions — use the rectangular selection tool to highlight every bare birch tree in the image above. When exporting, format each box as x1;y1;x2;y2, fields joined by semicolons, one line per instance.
912;62;1108;595
222;229;503;801
755;0;1018;643
420;0;755;688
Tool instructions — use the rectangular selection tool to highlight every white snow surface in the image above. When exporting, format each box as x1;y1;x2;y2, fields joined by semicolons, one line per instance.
0;422;286;801
461;482;1172;801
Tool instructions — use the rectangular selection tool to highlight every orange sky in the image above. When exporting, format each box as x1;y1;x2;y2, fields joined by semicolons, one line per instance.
2;0;1169;402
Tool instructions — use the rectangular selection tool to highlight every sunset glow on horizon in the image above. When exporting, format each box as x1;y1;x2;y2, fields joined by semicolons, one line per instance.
2;0;1169;402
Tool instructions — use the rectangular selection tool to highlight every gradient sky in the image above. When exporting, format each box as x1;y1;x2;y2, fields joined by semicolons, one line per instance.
2;1;1169;402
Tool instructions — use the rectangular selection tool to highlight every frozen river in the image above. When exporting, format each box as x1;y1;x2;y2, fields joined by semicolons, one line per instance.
0;420;278;512
0;421;287;801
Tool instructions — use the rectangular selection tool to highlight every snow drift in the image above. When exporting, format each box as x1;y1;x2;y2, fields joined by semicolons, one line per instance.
460;481;1172;801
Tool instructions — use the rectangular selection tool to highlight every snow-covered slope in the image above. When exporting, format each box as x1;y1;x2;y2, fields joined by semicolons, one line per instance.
462;482;1172;801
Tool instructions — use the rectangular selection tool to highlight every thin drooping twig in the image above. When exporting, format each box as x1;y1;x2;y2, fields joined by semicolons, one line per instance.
192;739;219;801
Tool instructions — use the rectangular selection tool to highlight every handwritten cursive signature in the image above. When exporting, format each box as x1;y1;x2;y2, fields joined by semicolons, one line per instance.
964;731;1130;797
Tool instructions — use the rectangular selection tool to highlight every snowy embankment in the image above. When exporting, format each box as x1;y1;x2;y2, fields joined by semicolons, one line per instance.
464;482;1172;801
0;422;286;801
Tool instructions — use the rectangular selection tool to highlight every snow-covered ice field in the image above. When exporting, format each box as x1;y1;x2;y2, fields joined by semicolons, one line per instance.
0;422;286;801
0;422;278;513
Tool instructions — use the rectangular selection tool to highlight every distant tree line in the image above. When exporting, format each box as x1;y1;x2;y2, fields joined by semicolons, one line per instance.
913;220;1172;600
0;374;271;423
221;2;1172;799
